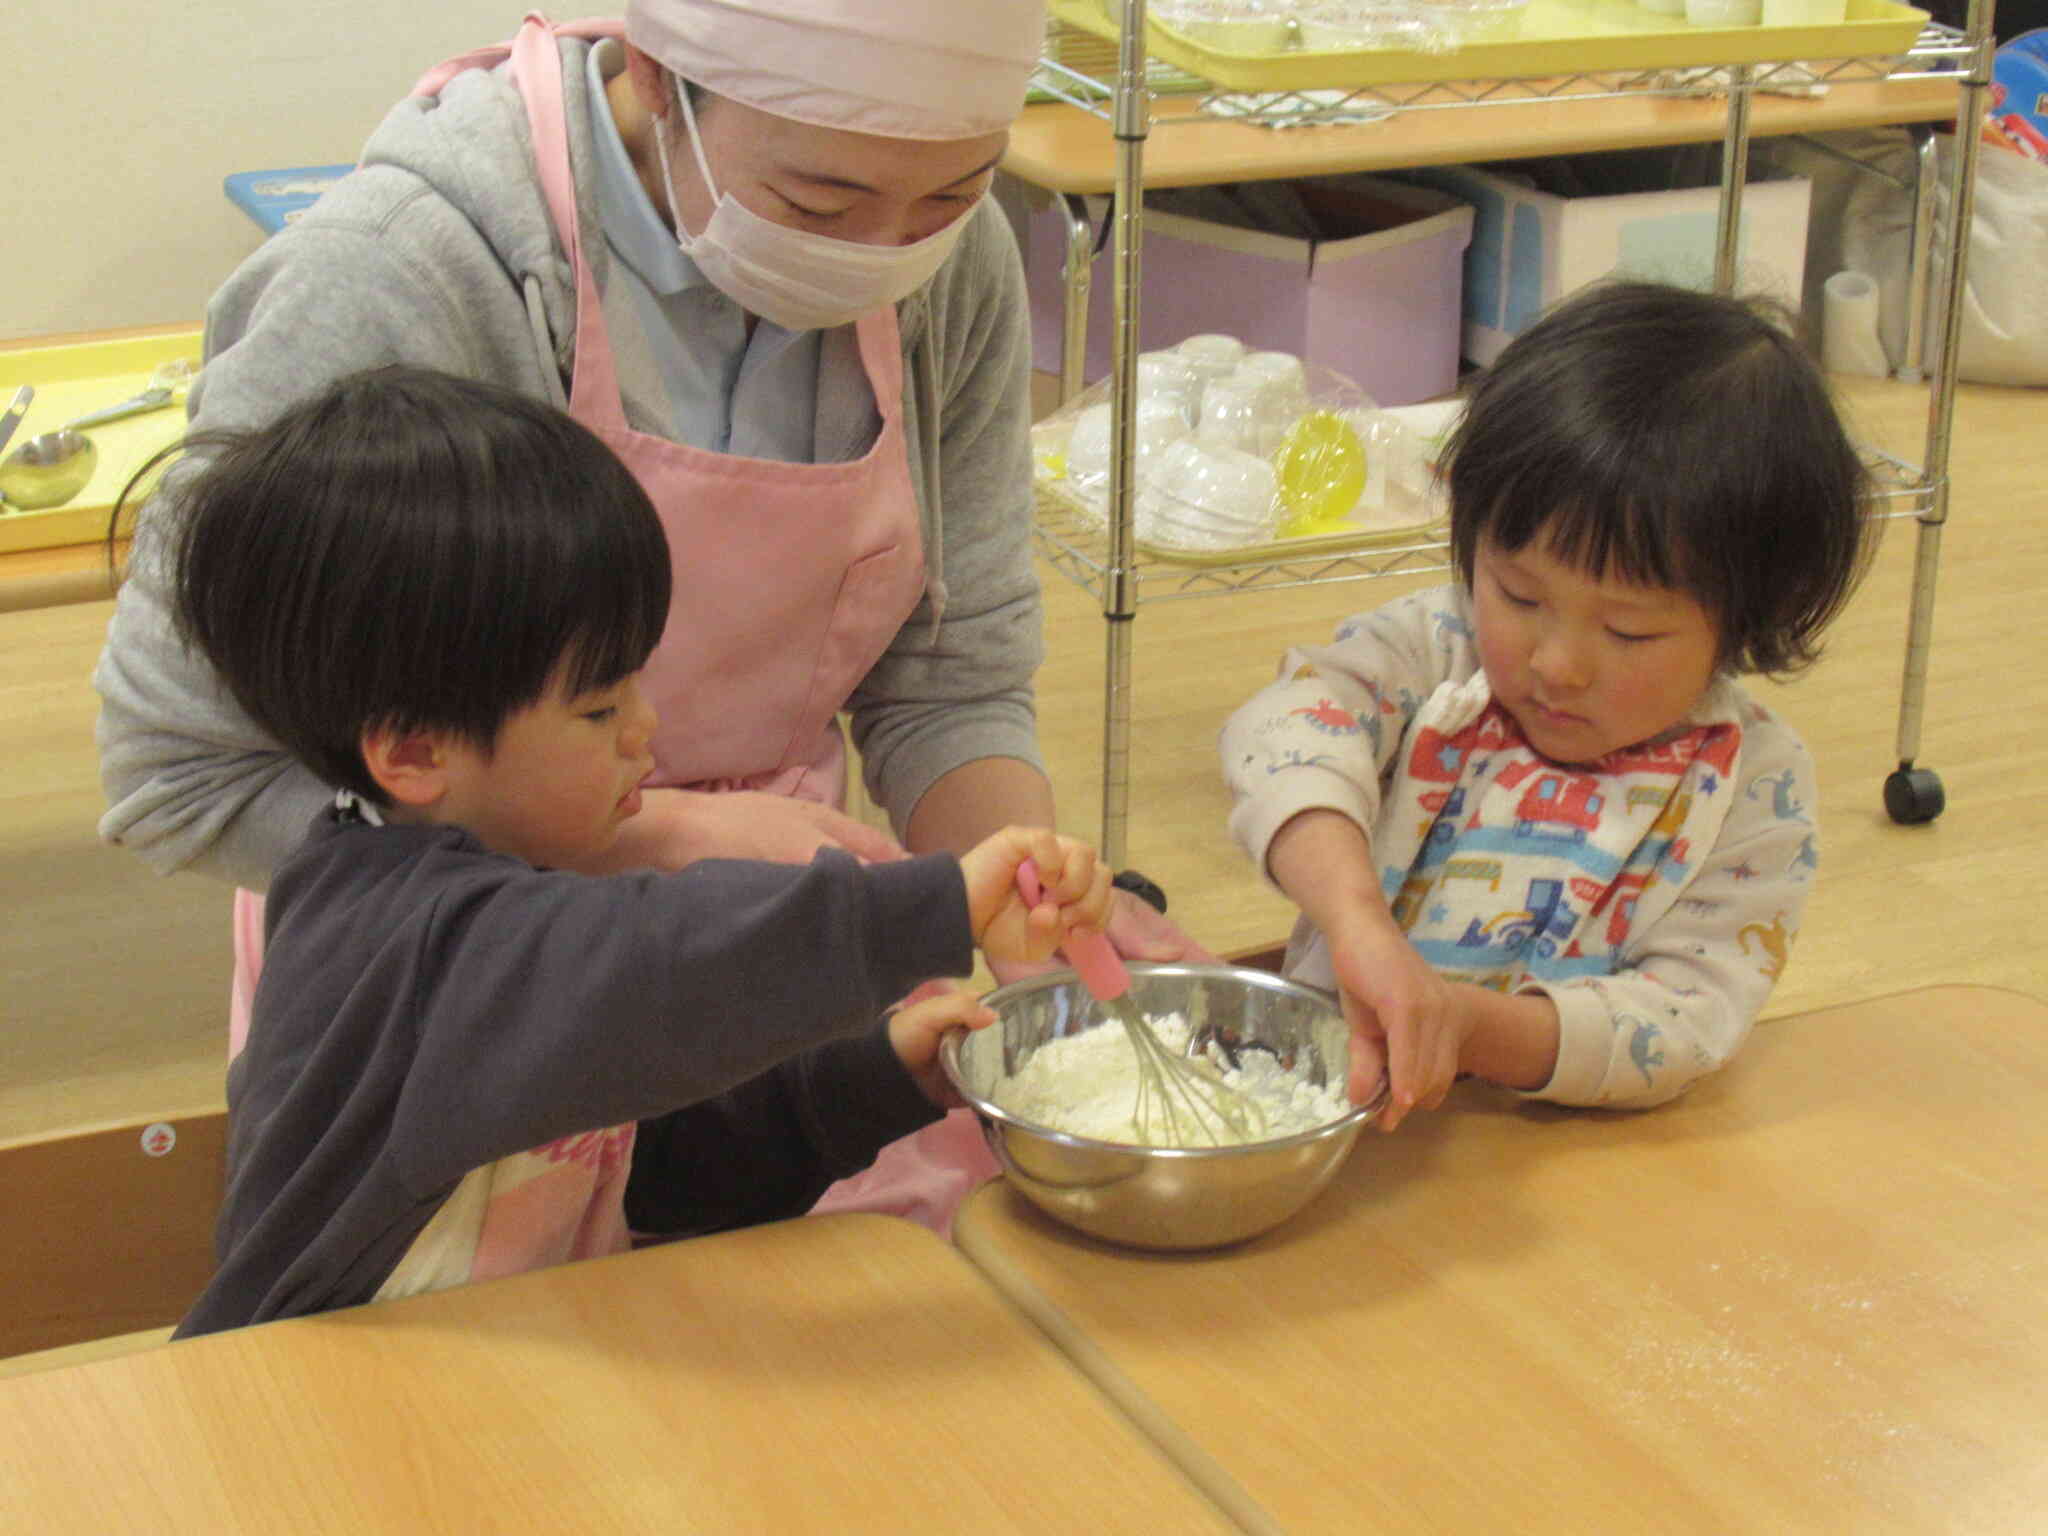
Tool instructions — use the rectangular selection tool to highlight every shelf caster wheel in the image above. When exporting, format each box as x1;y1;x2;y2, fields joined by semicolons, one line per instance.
1883;765;1945;825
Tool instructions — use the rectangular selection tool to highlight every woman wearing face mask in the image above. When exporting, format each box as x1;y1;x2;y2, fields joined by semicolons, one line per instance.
96;0;1213;1232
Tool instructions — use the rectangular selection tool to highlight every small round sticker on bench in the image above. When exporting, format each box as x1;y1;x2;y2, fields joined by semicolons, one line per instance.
140;1122;177;1157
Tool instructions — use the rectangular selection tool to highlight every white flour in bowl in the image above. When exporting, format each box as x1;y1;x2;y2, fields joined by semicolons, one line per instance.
990;1010;1350;1146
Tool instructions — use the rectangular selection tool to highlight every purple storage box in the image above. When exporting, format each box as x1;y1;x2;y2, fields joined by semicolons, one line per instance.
1025;174;1474;406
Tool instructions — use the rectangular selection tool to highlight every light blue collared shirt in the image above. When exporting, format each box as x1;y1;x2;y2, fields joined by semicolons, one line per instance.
586;41;877;463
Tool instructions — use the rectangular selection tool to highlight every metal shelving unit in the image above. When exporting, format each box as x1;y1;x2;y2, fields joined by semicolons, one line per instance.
1031;0;1997;863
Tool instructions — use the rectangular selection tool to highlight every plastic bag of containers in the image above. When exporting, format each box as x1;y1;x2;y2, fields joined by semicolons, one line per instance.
1928;128;2048;386
1752;31;2048;385
1931;32;2048;386
1031;333;1453;556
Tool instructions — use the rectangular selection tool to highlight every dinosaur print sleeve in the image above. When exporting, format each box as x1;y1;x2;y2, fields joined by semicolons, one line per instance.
1223;586;1476;881
1527;710;1820;1108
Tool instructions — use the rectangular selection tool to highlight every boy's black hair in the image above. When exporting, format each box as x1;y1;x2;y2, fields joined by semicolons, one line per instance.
146;365;671;803
1440;280;1872;677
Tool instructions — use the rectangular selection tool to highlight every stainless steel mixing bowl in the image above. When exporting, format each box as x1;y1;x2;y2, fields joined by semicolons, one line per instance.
943;963;1385;1250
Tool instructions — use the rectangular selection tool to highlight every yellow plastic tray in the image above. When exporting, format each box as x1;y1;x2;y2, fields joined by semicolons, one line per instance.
1051;0;1930;92
0;329;200;555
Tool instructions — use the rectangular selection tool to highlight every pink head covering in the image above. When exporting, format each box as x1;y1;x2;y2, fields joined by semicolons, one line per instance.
623;0;1047;141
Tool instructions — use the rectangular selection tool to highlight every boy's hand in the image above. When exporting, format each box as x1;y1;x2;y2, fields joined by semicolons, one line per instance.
958;827;1112;967
886;983;997;1107
986;882;1221;987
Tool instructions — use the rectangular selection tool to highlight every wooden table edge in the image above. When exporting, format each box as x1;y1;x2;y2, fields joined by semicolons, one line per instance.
2;1209;1249;1530
951;1206;1287;1536
1759;978;2048;1024
1003;75;1962;193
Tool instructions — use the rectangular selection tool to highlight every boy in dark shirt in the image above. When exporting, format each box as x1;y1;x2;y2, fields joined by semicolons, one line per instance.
143;367;1108;1335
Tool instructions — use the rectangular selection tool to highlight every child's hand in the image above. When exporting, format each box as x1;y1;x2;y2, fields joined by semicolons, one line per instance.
985;880;1222;987
1329;923;1563;1125
1268;808;1462;1130
886;982;996;1107
958;826;1112;968
1323;911;1463;1131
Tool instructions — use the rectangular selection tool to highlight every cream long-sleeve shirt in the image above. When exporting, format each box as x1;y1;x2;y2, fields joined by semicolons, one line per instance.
1222;585;1820;1108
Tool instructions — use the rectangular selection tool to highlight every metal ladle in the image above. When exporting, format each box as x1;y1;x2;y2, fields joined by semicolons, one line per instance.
0;360;193;513
0;428;96;511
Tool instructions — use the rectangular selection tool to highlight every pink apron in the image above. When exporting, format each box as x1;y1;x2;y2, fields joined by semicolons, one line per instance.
228;14;996;1233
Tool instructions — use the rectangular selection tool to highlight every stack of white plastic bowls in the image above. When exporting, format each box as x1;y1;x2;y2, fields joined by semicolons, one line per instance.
1137;436;1282;549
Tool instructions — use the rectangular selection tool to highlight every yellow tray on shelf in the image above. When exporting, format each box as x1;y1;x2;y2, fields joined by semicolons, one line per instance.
1050;0;1931;93
0;329;200;556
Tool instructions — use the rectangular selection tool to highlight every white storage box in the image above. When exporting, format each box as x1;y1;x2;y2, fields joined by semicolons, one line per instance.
1392;161;1813;366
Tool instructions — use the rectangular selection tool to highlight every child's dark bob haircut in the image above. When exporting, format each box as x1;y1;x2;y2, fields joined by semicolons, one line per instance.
1440;280;1872;678
143;366;671;804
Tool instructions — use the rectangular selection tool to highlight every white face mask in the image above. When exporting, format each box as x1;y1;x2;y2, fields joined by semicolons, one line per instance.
654;82;976;333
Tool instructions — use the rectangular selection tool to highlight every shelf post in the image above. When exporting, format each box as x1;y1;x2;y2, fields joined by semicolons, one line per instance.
1099;0;1153;866
1894;0;1996;774
1713;64;1754;291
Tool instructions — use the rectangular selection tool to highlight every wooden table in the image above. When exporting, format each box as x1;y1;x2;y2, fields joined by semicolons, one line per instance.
0;1212;1238;1532
954;985;2048;1535
0;540;120;613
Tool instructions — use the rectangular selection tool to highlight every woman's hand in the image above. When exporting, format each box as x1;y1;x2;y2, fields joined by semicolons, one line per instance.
578;787;909;874
1102;884;1219;964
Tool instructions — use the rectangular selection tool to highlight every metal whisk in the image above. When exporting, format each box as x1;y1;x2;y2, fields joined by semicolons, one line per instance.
1100;989;1267;1147
1017;863;1266;1148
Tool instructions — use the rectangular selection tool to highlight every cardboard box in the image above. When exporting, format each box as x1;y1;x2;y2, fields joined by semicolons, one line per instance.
1024;175;1474;406
1387;160;1812;366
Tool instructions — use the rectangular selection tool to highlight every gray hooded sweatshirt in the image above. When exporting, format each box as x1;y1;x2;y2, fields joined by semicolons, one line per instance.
94;36;1045;892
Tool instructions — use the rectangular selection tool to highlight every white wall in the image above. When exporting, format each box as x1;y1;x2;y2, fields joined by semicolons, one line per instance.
8;0;522;340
